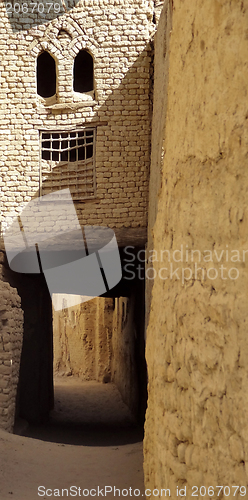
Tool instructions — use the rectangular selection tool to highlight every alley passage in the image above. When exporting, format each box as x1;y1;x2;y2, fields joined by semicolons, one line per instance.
0;377;144;500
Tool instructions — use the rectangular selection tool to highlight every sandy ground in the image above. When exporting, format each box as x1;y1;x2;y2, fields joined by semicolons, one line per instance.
0;378;145;500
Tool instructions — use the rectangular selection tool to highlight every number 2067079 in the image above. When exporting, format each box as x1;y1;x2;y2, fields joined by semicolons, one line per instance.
6;3;61;14
191;486;246;496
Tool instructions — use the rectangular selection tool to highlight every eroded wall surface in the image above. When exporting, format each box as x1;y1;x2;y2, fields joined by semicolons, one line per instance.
145;0;248;496
0;252;23;432
53;296;113;382
145;0;171;329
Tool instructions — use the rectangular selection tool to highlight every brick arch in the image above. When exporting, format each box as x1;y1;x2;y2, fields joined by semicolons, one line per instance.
29;40;63;61
68;37;99;60
28;43;61;101
29;16;99;62
46;16;86;41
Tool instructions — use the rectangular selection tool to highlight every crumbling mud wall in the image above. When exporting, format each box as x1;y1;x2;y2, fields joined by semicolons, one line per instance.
144;0;248;496
53;296;113;382
0;251;23;432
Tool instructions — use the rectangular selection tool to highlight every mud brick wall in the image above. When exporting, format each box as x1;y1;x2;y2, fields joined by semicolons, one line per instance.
0;0;155;235
53;296;113;382
0;253;23;432
144;0;248;497
112;279;146;421
111;295;139;416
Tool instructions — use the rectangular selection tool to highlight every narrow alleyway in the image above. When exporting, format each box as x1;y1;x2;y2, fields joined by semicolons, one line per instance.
23;376;143;446
0;377;144;500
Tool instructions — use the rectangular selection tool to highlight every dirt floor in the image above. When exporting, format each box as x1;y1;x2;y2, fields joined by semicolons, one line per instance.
0;377;145;500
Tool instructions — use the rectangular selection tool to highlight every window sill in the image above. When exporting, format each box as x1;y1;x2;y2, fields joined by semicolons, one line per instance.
37;101;98;113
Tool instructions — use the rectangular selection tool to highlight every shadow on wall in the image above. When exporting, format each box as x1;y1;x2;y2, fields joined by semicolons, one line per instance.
0;243;147;428
0;245;54;425
7;46;153;232
3;0;81;30
35;47;152;227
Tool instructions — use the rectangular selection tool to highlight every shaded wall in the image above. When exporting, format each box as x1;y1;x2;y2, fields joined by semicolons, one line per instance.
112;296;139;417
144;0;248;495
0;251;23;432
16;274;53;424
112;282;147;422
1;249;53;424
146;0;172;330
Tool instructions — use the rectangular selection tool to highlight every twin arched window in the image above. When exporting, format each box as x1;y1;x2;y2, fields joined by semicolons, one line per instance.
37;50;94;98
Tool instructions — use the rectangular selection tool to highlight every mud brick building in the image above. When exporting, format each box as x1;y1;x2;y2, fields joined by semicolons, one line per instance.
0;0;156;432
0;0;155;241
2;0;248;496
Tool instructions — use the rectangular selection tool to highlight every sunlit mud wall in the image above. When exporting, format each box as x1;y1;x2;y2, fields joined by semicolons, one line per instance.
144;0;248;495
0;251;23;432
53;296;113;382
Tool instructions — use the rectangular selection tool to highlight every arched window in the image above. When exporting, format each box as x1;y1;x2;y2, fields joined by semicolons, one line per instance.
37;51;56;98
73;50;94;93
